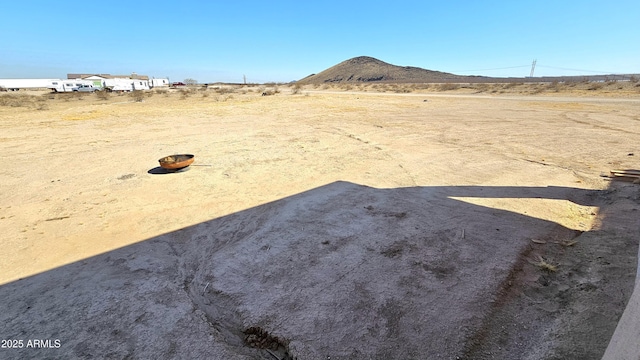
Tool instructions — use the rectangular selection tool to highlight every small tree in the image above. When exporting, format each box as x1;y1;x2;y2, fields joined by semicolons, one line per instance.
184;78;198;86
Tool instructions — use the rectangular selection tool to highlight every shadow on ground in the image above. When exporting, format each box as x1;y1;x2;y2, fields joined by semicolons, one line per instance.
1;181;637;359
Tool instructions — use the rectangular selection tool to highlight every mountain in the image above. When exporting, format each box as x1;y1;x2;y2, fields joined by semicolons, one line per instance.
296;56;471;84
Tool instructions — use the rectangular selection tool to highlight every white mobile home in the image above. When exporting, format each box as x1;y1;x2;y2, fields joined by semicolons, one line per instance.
150;78;169;88
132;79;150;90
101;78;149;92
103;78;133;92
49;79;95;93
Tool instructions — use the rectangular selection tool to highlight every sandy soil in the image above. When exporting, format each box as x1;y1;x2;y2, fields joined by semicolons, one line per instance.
0;87;639;359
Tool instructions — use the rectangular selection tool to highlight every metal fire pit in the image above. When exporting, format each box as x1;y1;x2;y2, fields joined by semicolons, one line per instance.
158;154;195;171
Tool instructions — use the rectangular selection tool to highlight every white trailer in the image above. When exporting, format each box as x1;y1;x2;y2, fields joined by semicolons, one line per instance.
132;79;150;90
48;79;95;93
150;78;169;88
102;78;150;92
103;78;133;92
0;78;60;91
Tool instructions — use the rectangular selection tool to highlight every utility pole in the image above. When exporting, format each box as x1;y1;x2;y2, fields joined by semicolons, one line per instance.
529;59;537;78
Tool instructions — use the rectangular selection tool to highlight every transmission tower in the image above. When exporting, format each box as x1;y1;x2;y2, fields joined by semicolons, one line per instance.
529;59;537;78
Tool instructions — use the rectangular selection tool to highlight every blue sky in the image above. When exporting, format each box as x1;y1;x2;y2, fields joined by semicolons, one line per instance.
1;0;638;83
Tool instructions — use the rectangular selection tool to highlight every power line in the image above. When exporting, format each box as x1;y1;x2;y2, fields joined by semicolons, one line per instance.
535;65;617;74
453;63;631;76
455;65;530;73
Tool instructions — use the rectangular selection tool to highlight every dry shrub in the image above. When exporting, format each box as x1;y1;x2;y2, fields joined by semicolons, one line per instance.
546;81;561;92
503;82;518;89
215;87;235;94
95;90;110;100
587;82;604;91
179;88;196;99
129;91;145;102
394;86;412;93
474;83;490;93
437;83;460;91
530;85;545;94
291;83;303;95
0;94;49;109
35;97;49;110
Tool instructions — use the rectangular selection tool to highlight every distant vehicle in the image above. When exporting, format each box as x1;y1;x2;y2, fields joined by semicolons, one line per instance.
74;85;100;93
171;82;186;87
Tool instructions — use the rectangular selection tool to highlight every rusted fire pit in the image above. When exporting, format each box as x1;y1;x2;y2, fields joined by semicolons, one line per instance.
158;154;195;170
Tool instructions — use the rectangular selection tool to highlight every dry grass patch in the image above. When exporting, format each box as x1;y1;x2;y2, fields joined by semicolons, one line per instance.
129;91;146;102
530;255;558;272
0;93;49;110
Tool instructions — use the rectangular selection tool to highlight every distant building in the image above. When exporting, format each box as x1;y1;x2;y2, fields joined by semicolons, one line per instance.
67;73;150;81
66;73;168;91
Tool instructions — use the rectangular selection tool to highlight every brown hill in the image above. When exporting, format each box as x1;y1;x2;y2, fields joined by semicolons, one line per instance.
297;56;472;84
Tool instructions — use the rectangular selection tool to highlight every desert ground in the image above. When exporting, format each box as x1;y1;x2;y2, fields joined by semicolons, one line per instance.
0;84;639;359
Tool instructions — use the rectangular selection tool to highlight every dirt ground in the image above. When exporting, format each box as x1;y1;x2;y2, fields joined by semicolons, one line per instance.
0;86;639;359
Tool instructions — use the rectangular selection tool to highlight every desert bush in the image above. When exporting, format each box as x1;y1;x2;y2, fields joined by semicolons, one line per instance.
291;83;303;95
179;88;196;99
0;94;24;107
587;82;604;91
630;75;639;83
215;87;235;94
529;84;545;94
70;92;83;100
474;83;490;93
95;90;110;100
35;97;49;110
546;81;561;92
184;78;198;86
436;83;460;91
394;86;412;93
129;90;145;102
0;94;49;109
